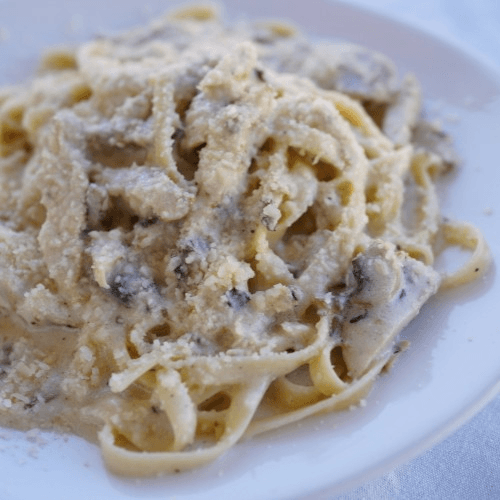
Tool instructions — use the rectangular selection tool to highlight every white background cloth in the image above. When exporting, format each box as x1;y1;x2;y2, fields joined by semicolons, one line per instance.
333;394;500;499
328;1;500;498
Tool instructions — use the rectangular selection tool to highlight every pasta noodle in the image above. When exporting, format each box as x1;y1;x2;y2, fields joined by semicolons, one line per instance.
0;4;491;475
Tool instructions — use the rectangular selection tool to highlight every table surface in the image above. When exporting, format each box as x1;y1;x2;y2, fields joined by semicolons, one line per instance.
328;1;500;499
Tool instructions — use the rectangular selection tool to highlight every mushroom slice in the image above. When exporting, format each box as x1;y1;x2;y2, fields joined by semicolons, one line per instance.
341;241;440;378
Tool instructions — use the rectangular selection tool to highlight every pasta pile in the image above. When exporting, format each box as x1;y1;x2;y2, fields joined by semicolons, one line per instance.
0;5;489;475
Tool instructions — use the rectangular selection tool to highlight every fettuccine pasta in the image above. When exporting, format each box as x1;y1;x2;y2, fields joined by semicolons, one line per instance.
0;5;490;475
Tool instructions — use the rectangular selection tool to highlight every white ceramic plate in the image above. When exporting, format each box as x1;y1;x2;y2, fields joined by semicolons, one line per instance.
0;1;499;499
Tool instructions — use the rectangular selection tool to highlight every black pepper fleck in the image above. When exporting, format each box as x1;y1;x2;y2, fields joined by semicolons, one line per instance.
254;68;266;82
349;310;368;324
174;264;188;280
226;288;251;309
140;216;159;228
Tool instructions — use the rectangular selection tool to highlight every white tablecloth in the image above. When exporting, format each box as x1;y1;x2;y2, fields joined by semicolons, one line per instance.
334;394;500;499
329;1;500;498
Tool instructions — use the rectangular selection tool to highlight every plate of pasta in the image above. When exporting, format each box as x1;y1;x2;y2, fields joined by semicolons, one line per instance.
0;0;499;499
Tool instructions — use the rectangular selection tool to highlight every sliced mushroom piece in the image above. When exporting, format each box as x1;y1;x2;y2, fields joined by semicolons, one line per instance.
412;120;461;170
340;241;440;378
